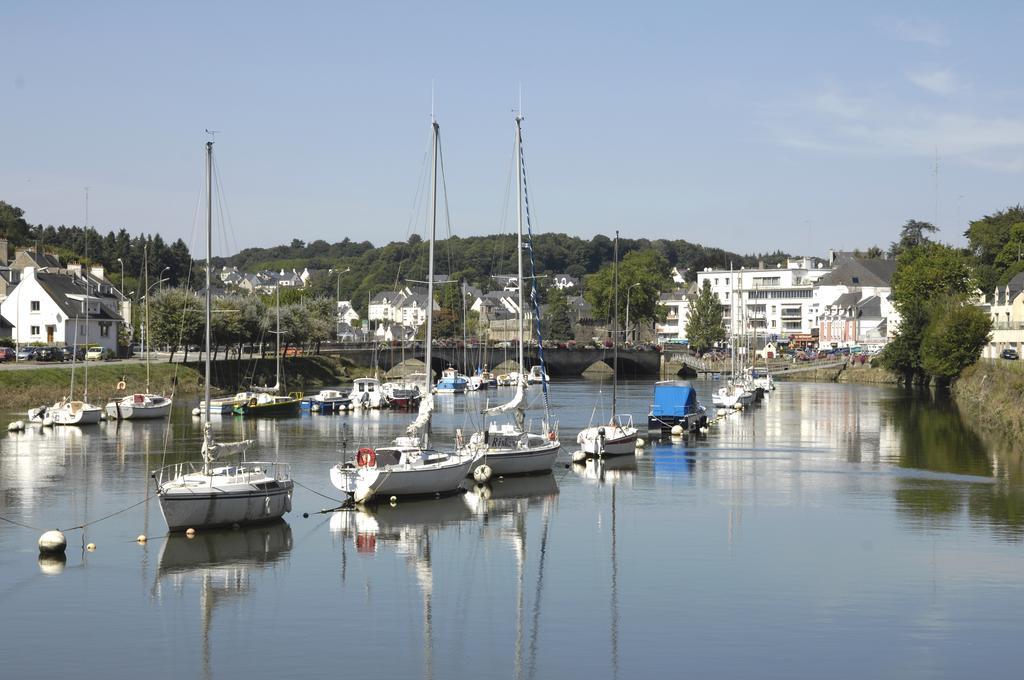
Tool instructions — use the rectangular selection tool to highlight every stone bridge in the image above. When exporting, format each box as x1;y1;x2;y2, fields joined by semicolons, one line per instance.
322;345;661;378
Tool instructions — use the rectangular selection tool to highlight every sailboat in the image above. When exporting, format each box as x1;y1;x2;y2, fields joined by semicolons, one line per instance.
28;193;102;426
577;232;638;456
458;113;560;475
232;285;302;416
329;115;477;504
106;253;172;420
153;139;293;531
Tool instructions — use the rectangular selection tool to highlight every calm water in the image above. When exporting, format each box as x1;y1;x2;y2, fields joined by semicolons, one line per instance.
1;380;1022;679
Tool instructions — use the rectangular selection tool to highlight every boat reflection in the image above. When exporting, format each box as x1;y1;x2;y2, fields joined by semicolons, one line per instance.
154;521;293;680
572;454;638;485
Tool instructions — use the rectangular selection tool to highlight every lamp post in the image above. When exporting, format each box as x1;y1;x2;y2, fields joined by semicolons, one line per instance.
335;267;351;340
625;283;641;344
160;267;170;292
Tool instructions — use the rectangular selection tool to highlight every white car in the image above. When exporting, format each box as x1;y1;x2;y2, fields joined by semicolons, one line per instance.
85;347;104;361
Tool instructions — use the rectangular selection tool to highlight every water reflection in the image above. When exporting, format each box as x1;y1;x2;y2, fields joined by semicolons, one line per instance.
154;522;293;680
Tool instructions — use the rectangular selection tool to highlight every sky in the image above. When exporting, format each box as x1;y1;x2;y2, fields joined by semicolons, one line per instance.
3;0;1024;260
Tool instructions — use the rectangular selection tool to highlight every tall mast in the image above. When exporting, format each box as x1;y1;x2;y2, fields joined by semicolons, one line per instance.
204;141;213;422
275;283;281;390
515;115;525;378
83;187;90;403
144;243;151;392
612;231;619;419
425;119;438;405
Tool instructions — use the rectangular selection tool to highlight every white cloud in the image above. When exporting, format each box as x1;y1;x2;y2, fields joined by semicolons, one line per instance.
879;18;948;47
907;69;957;95
765;84;1024;171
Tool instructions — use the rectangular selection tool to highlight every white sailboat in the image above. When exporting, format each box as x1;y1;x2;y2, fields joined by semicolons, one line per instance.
329;116;476;504
459;113;560;475
106;254;172;420
153;139;293;532
28;191;102;426
577;232;638;457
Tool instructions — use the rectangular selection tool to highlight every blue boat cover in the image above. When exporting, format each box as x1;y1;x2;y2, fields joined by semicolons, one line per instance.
651;381;698;417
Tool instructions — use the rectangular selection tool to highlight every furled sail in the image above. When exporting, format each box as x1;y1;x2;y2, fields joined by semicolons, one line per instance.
406;393;435;436
201;424;252;463
482;381;525;417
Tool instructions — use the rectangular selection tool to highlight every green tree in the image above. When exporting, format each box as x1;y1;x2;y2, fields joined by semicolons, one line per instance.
685;280;726;353
584;249;671;335
919;299;991;384
889;219;939;257
147;288;202;362
543;286;574;342
890;243;975;308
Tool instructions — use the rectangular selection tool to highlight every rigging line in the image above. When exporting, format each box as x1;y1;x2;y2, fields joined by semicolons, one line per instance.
403;130;434;241
436;132;456;279
518;123;551;423
0;514;43;532
60;494;153;532
291;477;344;504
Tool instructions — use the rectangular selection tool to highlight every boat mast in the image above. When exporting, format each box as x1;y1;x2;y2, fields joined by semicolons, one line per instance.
612;230;619;420
145;244;150;391
424;118;439;444
83;188;90;404
275;283;281;391
204;141;213;423
515;114;525;381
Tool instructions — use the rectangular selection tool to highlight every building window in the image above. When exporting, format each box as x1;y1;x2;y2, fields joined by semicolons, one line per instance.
30;325;40;335
100;323;110;338
30;300;40;311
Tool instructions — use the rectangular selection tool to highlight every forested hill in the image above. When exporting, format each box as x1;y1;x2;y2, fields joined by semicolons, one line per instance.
214;232;792;291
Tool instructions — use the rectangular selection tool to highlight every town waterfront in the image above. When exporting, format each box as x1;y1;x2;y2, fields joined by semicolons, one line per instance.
1;379;1022;679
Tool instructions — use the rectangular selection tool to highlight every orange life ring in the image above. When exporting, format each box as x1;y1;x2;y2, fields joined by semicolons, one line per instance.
116;380;127;390
248;397;258;407
357;447;377;468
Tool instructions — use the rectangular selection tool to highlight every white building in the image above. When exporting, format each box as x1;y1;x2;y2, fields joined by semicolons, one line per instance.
655;284;695;343
0;266;123;353
982;273;1024;359
814;256;898;350
367;287;437;329
695;257;832;343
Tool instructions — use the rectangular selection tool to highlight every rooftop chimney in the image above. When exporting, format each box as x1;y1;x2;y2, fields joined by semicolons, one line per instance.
68;263;83;277
90;265;105;280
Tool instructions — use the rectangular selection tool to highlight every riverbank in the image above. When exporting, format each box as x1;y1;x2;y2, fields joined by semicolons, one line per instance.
952;361;1024;442
0;356;373;410
774;362;900;384
0;363;204;410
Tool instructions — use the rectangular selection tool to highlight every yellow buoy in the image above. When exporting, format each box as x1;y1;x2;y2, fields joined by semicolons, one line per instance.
185;528;196;538
86;543;96;552
136;534;147;544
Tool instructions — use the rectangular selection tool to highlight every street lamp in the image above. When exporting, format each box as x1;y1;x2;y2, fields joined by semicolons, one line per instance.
335;267;351;340
160;266;170;292
625;283;641;344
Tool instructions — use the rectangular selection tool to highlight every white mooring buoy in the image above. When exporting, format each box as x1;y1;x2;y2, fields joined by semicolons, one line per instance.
38;530;67;555
191;407;201;417
635;438;646;448
670;424;684;436
136;534;147;544
572;450;588;463
473;464;493;484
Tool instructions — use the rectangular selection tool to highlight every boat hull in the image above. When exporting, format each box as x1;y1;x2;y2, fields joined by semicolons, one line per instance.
577;426;638;456
158;482;293;531
648;412;708;432
330;454;475;503
106;398;172;420
467;440;561;476
233;400;301;417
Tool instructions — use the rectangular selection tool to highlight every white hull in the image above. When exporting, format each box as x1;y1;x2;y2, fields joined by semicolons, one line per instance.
577;424;638;456
466;439;561;476
106;395;172;420
30;401;103;426
330;450;475;502
156;463;293;531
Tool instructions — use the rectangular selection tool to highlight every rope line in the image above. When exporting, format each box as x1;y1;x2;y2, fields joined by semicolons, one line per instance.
60;495;153;533
292;477;344;504
0;515;44;532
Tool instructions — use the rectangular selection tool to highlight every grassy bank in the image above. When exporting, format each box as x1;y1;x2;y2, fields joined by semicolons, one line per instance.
774;362;900;384
0;363;204;410
0;356;375;411
953;361;1024;442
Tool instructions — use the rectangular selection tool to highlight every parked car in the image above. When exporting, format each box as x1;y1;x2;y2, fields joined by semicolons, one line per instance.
1000;348;1019;360
33;347;63;362
16;347;36;361
0;347;15;362
60;346;86;362
85;346;104;361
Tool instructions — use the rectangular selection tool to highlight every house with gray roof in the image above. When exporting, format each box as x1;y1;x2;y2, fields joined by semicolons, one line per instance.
0;266;124;352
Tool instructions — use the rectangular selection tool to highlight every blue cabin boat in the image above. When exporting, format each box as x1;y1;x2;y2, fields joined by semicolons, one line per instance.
648;380;708;432
435;366;468;394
